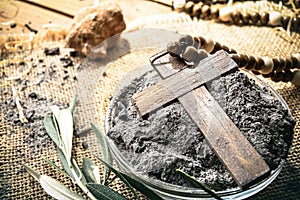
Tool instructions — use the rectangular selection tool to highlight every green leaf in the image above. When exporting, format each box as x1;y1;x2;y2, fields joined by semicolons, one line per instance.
94;155;141;200
91;123;112;185
50;105;60;121
25;165;84;200
82;157;101;184
72;158;87;184
87;183;127;200
58;148;75;181
68;92;76;114
58;109;74;166
176;169;222;200
44;115;60;147
43;157;70;178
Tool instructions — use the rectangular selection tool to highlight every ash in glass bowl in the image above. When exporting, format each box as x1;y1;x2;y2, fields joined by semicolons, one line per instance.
105;68;295;199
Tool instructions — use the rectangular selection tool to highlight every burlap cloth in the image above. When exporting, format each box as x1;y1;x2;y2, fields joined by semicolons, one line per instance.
1;13;299;199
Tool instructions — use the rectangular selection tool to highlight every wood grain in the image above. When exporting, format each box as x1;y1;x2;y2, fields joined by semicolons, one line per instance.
148;50;270;188
132;50;237;116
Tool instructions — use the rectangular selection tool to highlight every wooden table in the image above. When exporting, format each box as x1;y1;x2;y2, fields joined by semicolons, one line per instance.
1;0;172;32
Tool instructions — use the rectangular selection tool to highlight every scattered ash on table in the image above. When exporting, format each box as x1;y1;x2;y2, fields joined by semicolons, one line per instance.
0;92;67;156
107;70;296;191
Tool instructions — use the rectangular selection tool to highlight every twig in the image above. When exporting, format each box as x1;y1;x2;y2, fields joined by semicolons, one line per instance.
11;85;28;123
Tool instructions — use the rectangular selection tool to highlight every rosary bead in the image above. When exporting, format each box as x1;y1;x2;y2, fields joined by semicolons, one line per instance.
167;41;182;57
260;57;274;74
291;70;300;86
282;70;293;82
231;10;241;24
269;11;282;26
239;54;249;68
245;55;256;70
231;54;240;66
192;2;203;17
272;58;280;71
182;46;199;63
254;57;264;71
197;49;209;61
193;36;201;49
179;34;194;51
285;58;292;70
252;70;261;75
219;7;233;22
292;17;300;30
201;5;211;19
242;13;250;25
203;38;215;53
292;53;300;68
251;12;260;24
262;71;274;78
210;7;219;19
260;12;269;25
211;42;222;53
278;58;286;71
271;71;284;82
281;16;290;29
173;0;186;12
184;1;194;14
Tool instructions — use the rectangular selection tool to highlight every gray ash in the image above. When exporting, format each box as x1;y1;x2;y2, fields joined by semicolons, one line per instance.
1;92;66;155
107;70;295;191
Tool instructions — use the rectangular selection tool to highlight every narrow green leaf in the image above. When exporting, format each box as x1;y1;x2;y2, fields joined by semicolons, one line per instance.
176;169;222;200
24;165;41;181
68;92;76;114
72;158;87;184
82;157;101;184
40;175;85;200
25;165;84;200
94;155;140;200
43;157;70;178
58;109;74;166
44;115;60;147
58;148;75;181
50;105;60;121
91;123;112;185
87;183;127;200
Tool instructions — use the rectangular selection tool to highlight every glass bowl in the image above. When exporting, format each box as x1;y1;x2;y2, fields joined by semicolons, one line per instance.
104;60;291;200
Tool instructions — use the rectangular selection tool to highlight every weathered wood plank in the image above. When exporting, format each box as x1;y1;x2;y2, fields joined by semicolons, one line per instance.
179;87;270;188
149;50;270;188
132;50;237;116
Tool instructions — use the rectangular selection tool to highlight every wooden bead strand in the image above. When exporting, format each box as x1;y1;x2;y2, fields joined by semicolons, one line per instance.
166;34;300;86
172;0;300;32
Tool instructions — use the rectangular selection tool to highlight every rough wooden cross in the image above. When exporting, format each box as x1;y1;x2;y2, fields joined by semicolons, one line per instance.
132;50;270;188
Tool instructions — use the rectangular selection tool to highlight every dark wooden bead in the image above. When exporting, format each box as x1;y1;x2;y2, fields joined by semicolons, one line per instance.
179;35;194;51
260;12;269;25
291;56;300;69
199;36;207;49
281;16;290;29
271;71;284;82
231;54;240;66
285;58;293;70
201;5;211;19
167;41;182;57
211;42;222;53
231;10;241;24
292;17;300;30
251;12;260;24
278;58;286;71
182;46;199;63
184;1;195;14
192;2;203;17
242;13;250;24
255;57;264;70
282;70;293;82
272;58;280;71
210;7;219;19
239;54;249;68
252;70;261;75
262;71;274;78
245;56;256;70
222;45;230;53
229;48;237;54
193;37;201;49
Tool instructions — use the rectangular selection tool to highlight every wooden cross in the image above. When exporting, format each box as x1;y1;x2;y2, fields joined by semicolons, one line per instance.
132;50;270;189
